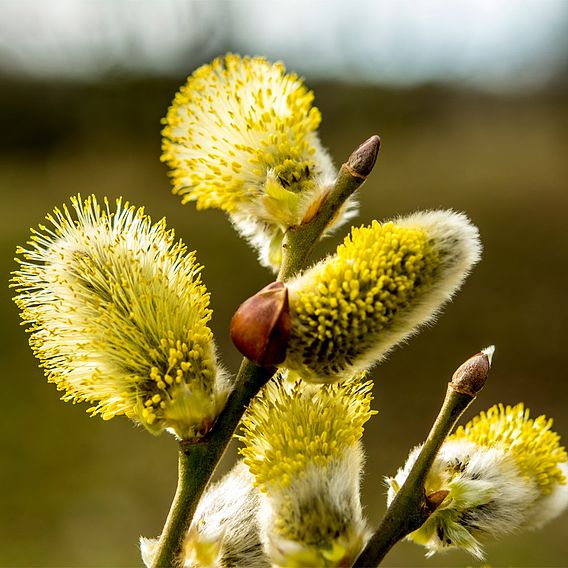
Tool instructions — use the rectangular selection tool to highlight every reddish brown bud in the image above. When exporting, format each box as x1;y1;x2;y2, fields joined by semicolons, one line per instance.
449;346;494;397
345;135;381;179
230;281;291;366
425;489;450;512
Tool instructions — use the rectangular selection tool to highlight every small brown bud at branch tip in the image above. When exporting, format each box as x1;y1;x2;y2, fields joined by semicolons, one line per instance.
345;135;381;179
230;281;291;366
449;346;495;397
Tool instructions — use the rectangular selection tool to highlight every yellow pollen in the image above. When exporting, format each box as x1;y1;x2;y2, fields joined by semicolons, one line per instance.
238;373;376;492
162;53;321;214
450;403;567;494
11;194;230;439
286;220;439;380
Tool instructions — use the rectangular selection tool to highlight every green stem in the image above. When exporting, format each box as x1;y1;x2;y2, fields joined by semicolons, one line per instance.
353;385;475;567
278;135;380;280
152;359;274;567
152;136;381;567
152;440;209;567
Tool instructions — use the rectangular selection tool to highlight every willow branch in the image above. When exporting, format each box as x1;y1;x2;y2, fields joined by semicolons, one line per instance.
353;348;494;567
278;135;380;281
152;136;381;567
152;359;274;567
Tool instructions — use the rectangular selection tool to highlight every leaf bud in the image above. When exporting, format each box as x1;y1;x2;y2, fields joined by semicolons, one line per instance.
345;134;381;179
449;345;494;397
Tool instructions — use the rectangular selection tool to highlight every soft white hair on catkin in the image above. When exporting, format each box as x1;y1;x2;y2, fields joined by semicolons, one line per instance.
528;461;568;530
388;439;565;559
286;209;481;381
141;462;268;568
357;210;482;371
258;444;368;565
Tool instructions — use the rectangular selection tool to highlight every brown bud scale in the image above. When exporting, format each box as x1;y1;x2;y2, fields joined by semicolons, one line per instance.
450;350;492;397
345;135;381;179
425;489;450;512
230;281;291;366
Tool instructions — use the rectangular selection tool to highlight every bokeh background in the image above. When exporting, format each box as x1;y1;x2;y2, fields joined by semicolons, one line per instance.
1;1;567;566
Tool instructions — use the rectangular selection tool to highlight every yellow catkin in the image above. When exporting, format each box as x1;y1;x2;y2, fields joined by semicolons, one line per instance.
161;53;360;271
286;220;439;379
284;210;482;381
238;373;376;492
451;403;567;494
12;195;230;438
162;53;322;213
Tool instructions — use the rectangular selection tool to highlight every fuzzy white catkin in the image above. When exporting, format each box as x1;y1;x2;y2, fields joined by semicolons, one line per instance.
284;210;482;382
141;462;268;568
388;436;568;559
239;374;375;566
257;444;369;568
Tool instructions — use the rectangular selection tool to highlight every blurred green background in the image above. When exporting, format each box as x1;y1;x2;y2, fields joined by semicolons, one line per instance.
1;2;568;567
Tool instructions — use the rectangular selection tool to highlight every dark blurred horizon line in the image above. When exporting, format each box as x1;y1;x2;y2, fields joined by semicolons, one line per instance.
1;66;567;96
2;70;567;164
2;57;567;96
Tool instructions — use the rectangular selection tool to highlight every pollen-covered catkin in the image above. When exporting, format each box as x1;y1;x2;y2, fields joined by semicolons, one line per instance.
161;53;356;270
284;210;481;382
239;372;376;567
388;403;568;559
12;195;231;439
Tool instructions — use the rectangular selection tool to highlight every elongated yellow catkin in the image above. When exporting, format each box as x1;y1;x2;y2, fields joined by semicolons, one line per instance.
239;372;375;566
285;210;482;382
12;195;230;439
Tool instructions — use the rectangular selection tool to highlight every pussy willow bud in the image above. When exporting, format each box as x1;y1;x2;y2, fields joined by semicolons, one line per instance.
12;195;231;439
162;53;358;271
239;372;375;567
388;403;568;559
345;135;381;179
282;210;482;382
449;345;494;397
230;281;290;366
